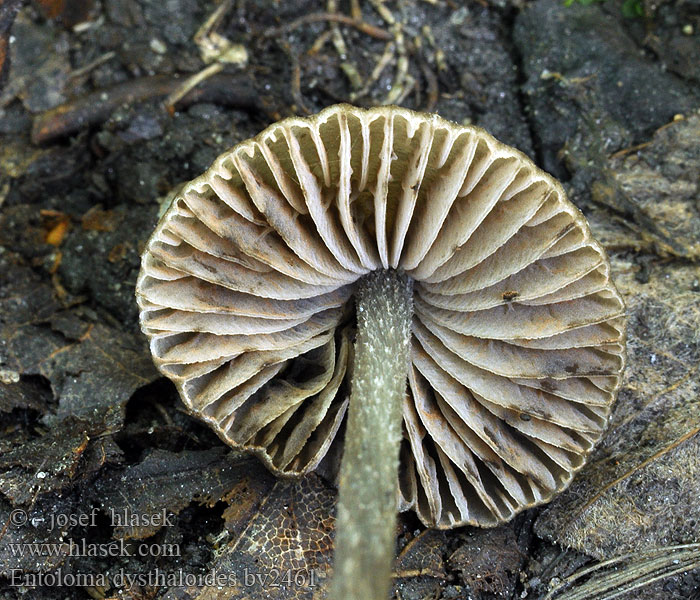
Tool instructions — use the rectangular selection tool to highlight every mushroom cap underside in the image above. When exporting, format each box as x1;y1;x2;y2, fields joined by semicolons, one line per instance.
136;104;626;528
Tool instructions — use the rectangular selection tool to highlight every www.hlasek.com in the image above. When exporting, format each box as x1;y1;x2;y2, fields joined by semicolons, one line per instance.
8;568;324;589
8;538;180;558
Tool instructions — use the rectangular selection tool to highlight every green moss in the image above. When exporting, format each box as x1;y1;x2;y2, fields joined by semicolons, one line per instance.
563;0;644;18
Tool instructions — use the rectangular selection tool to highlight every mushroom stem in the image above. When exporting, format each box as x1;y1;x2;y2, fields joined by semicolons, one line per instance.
330;268;414;600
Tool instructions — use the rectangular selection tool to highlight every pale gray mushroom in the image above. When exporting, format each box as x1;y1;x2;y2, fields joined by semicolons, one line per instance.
136;104;626;598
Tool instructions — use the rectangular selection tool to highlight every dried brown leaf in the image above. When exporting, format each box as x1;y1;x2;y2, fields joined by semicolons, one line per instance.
162;474;334;600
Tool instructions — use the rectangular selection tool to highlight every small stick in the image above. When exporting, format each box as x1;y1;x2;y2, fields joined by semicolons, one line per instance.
291;55;310;115
68;51;116;80
194;0;233;48
31;73;263;144
544;544;700;600
383;52;408;105
261;12;392;41
421;25;447;72
163;62;224;110
368;0;409;106
279;41;310;115
328;0;348;59
608;141;651;160
328;0;363;91
368;0;396;24
419;56;439;112
164;0;246;113
350;0;362;19
307;29;333;55
393;73;415;105
351;41;395;101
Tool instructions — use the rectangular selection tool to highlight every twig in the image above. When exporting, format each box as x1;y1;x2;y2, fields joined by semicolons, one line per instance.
163;62;224;111
393;73;415;105
609;114;685;160
544;544;700;600
350;41;395;102
350;0;362;19
368;0;409;105
328;0;363;91
328;0;348;58
307;29;333;55
421;24;447;72
68;51;116;80
291;55;309;115
31;73;263;144
163;0;247;112
192;0;246;66
384;51;408;105
261;12;392;41
279;41;310;115
608;141;651;160
0;180;9;208
419;55;439;112
194;0;233;49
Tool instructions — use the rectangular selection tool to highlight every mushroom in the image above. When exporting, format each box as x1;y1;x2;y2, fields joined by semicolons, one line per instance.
136;104;626;599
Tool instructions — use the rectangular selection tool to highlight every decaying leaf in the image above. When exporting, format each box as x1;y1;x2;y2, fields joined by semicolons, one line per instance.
593;112;700;259
91;448;257;540
0;374;51;414
392;529;447;599
448;526;523;597
0;419;88;504
395;529;447;580
0;251;158;434
162;474;334;600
